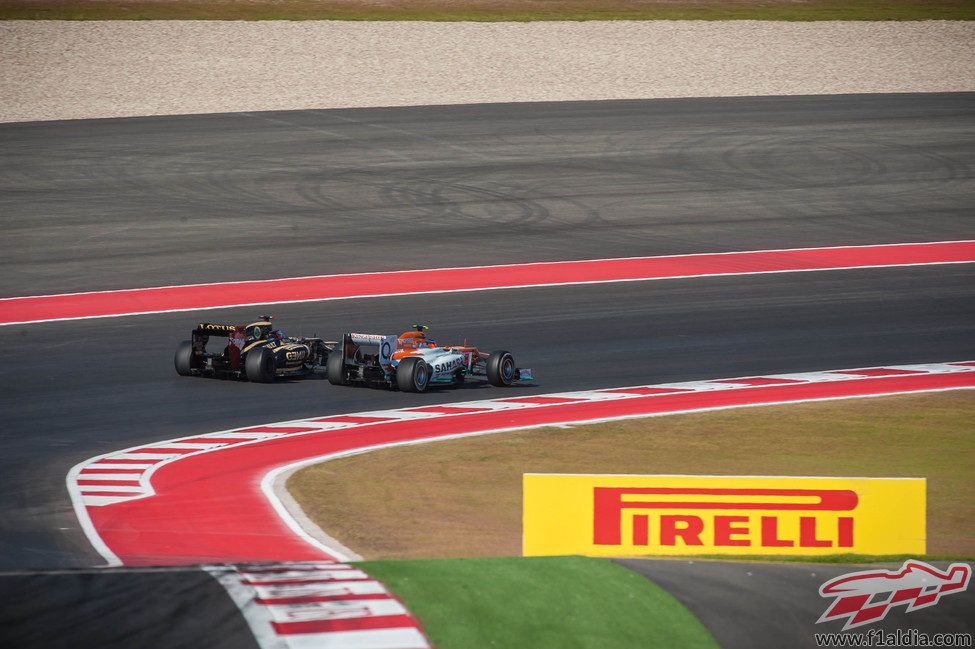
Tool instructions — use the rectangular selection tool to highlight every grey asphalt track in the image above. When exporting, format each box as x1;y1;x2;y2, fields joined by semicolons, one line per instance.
1;93;972;297
616;559;975;649
0;95;973;647
0;567;259;649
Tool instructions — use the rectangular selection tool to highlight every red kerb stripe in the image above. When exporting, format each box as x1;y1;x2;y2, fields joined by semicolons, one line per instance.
235;427;320;434
404;406;493;414
601;387;693;395
256;593;392;605
714;377;805;386
6;241;972;324
77;479;140;486
308;416;395;424
832;368;926;377
271;615;418;635
80;468;144;475
500;396;586;404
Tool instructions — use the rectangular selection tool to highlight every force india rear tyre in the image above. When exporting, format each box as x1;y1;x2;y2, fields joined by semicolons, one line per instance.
174;340;203;376
326;352;350;386
397;357;430;393
486;350;516;387
245;347;277;383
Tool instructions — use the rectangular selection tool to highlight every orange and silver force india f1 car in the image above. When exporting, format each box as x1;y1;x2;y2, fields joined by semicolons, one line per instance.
326;325;534;392
174;316;333;382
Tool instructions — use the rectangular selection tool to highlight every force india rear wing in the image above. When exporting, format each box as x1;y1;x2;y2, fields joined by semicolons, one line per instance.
340;332;397;372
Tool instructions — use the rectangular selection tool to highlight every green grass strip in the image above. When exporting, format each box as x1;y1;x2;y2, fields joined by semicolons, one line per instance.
357;555;719;649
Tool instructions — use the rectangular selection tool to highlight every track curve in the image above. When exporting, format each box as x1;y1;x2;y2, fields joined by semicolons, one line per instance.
0;94;973;569
69;362;975;567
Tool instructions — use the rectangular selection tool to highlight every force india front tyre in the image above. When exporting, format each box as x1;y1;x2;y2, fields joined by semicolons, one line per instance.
396;357;431;393
486;350;516;387
244;347;277;383
174;340;204;376
326;352;350;386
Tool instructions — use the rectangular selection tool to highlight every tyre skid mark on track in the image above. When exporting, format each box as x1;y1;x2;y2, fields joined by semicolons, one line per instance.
6;240;975;325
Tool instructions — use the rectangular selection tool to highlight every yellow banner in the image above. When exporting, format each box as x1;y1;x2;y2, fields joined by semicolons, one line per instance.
523;474;925;557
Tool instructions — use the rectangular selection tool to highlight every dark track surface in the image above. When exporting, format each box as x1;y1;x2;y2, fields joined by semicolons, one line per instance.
0;94;973;573
1;93;972;297
617;559;975;649
0;568;258;649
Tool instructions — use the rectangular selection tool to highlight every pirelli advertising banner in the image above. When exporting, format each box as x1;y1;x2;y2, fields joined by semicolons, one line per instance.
523;474;925;557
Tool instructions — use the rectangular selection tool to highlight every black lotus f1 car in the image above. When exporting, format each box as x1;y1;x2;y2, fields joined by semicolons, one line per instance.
174;316;333;382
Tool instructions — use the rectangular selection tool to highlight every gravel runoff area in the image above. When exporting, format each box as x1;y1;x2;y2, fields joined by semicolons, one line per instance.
1;20;973;123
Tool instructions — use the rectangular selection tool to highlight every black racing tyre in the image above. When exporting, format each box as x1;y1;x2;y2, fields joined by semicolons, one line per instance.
396;357;430;393
486;350;516;387
326;352;350;386
244;347;277;383
174;340;203;376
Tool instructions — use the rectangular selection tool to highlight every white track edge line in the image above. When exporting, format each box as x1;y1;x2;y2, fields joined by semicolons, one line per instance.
260;467;358;564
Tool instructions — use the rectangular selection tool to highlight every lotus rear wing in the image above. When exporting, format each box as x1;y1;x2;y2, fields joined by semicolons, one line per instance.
192;323;247;370
193;323;240;337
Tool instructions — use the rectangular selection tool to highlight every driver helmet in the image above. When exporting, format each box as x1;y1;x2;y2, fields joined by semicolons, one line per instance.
246;322;273;341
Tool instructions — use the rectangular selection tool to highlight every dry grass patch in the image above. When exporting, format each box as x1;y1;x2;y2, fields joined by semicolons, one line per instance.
288;390;975;559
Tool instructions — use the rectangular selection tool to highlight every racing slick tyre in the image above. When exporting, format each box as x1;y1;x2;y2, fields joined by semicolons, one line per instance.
326;352;350;386
396;357;431;393
174;340;204;376
486;350;516;387
245;347;277;383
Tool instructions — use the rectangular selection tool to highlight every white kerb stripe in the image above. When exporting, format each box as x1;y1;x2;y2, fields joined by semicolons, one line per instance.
78;485;146;493
254;581;389;600
243;570;370;583
282;628;430;649
81;496;134;506
264;599;408;622
212;431;291;439
146;441;227;449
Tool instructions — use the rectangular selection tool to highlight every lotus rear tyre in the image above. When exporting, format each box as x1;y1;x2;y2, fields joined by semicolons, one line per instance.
396;357;430;393
174;340;203;376
486;350;516;387
244;347;277;383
